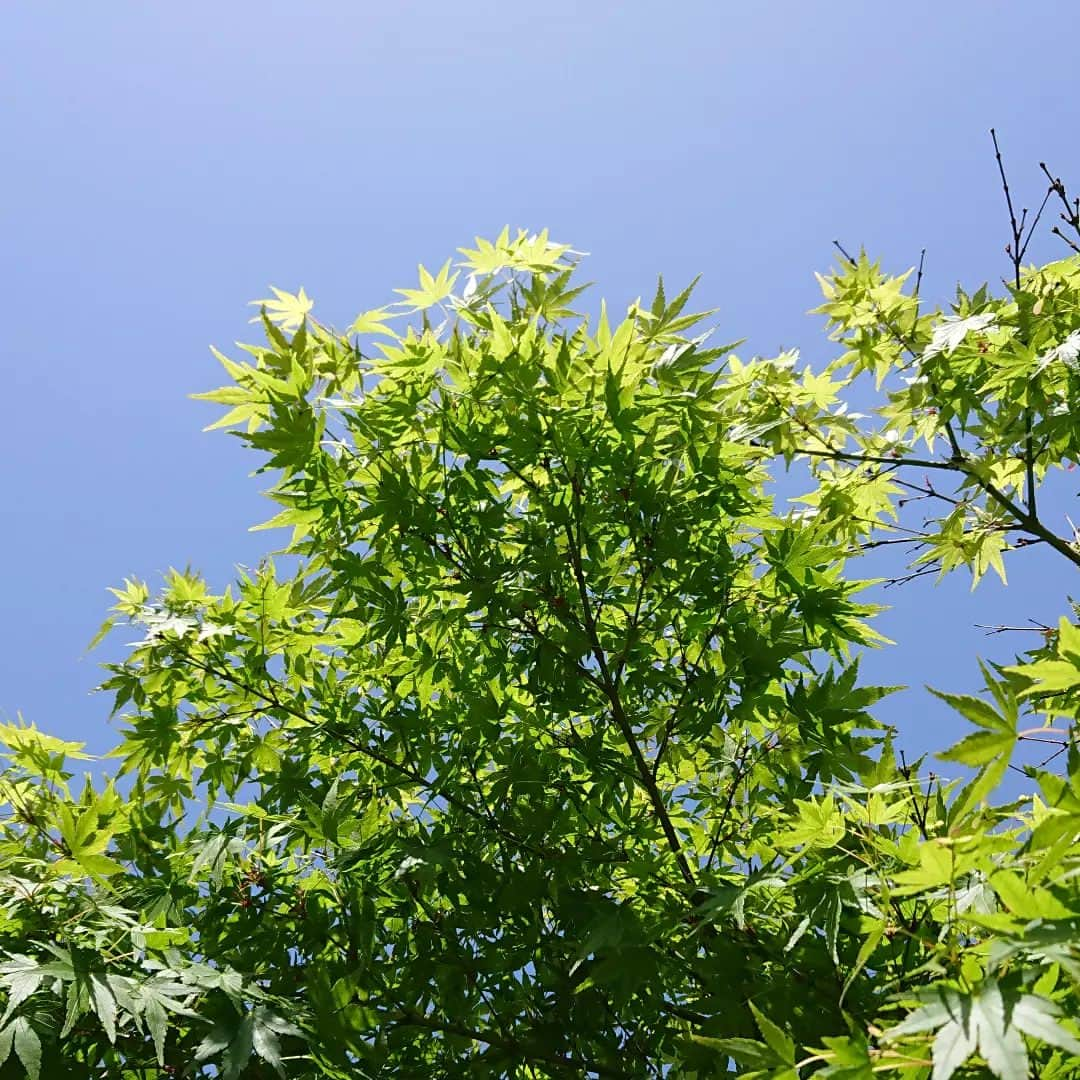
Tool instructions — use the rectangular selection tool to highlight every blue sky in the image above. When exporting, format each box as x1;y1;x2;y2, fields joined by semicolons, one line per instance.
4;2;1079;766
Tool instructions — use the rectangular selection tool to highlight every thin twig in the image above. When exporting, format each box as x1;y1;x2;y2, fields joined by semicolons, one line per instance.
990;130;1039;519
883;567;939;588
1040;162;1080;243
1019;184;1054;261
794;445;964;473
990;129;1023;290
893;475;962;507
833;239;857;267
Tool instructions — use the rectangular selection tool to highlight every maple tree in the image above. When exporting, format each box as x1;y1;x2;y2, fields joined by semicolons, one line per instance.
3;151;1080;1078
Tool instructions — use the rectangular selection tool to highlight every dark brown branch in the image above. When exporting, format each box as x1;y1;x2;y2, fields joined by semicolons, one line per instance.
991;130;1040;518
990;128;1023;290
854;535;929;551
883;567;939;588
560;487;698;890
704;739;753;870
794;445;963;473
973;620;1053;636
975;474;1080;570
795;432;1080;571
1019;184;1054;262
1040;161;1080;245
894;476;962;507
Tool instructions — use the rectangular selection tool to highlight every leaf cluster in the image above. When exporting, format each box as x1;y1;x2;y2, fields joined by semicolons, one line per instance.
1;224;1079;1078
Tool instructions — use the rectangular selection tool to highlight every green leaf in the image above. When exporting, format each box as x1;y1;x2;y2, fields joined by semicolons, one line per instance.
0;957;44;1027
948;755;1010;823
933;685;1015;770
1012;994;1080;1056
886;983;1036;1080
840;922;884;1007
348;307;398;336
690;1034;778;1069
930;688;1011;732
76;852;125;878
11;1018;40;1080
86;617;115;652
197;1014;255;1080
775;795;845;850
89;973;117;1043
251;1006;298;1076
393;261;459;312
750;1002;795;1064
1007;659;1080;695
145;996;168;1066
252;286;313;331
931;1017;977;1080
813;1033;874;1080
972;982;1027;1080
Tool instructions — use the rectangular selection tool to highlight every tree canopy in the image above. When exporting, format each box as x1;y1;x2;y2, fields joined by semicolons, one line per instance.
4;169;1080;1078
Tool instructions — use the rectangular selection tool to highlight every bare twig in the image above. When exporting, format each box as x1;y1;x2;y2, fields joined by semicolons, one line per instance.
1019;184;1054;262
894;475;962;507
832;239;857;267
990;129;1023;290
973;620;1053;636
883;567;939;588
991;130;1040;519
1040;161;1080;245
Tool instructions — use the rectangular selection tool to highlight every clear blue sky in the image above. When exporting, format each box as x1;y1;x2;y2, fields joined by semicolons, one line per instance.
4;2;1079;768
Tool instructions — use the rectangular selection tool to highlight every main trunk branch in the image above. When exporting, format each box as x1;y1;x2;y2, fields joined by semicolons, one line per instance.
561;500;697;891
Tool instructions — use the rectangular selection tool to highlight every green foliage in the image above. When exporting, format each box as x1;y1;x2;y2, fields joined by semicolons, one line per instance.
2;217;1080;1077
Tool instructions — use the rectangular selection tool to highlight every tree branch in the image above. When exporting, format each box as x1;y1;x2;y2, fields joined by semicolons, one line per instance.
794;445;963;473
174;650;560;861
560;480;698;890
973;474;1080;570
793;436;1080;572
